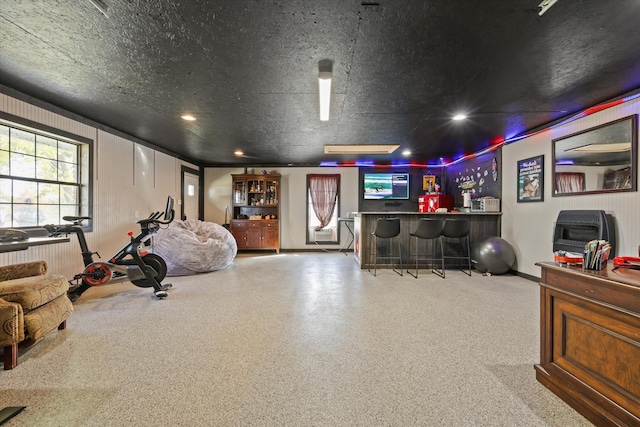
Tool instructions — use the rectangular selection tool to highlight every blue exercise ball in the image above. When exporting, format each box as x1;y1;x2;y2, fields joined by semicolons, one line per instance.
471;236;516;274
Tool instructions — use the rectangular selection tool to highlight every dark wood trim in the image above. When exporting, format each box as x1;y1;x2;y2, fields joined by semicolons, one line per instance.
552;115;637;197
306;174;341;244
0;110;95;232
515;270;540;282
180;165;202;220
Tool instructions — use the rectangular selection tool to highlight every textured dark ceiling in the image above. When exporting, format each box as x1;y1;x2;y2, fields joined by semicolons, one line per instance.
1;1;640;167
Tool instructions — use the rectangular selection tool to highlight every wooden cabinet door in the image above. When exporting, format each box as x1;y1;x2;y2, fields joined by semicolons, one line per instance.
263;221;279;248
230;221;247;249
246;225;262;248
265;177;279;206
233;178;247;206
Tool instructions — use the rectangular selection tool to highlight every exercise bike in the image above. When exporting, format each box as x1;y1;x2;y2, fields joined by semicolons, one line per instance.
45;196;175;301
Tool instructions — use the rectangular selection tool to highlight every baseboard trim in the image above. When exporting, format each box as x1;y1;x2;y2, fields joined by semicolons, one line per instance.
514;270;540;282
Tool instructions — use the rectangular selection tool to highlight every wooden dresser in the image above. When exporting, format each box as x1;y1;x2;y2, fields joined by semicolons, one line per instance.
535;262;640;426
230;173;280;253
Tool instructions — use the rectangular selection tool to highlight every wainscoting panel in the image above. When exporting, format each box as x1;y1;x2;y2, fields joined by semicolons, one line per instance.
0;91;194;281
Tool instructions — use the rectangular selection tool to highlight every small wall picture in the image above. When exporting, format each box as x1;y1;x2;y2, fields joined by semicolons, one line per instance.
517;155;544;202
423;175;436;192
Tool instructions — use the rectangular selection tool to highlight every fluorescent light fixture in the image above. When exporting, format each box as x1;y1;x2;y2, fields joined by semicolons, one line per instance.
567;142;631;153
324;144;400;154
89;0;109;18
319;71;332;121
452;114;467;121
538;0;559;16
181;114;196;121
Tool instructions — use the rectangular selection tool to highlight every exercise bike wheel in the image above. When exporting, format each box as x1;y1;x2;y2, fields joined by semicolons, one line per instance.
131;253;167;288
83;262;112;286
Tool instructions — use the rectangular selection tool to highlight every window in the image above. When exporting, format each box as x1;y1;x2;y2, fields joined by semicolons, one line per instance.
306;174;340;244
0;114;92;228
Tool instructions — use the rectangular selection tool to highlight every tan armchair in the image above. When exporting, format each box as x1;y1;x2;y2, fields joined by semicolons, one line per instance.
0;261;73;369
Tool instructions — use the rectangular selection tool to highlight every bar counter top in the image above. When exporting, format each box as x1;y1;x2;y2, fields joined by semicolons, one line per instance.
357;211;502;215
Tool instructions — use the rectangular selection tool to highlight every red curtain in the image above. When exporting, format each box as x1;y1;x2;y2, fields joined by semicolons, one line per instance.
555;172;586;193
308;174;340;230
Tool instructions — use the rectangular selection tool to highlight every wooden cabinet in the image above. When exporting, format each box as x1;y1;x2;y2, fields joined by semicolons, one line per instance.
262;221;279;248
230;173;280;253
535;262;640;426
231;220;279;252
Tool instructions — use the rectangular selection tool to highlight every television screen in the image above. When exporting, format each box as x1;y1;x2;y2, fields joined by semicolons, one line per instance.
363;173;410;200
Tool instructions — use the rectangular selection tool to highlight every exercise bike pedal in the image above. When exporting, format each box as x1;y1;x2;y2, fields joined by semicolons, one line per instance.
153;282;172;298
154;290;169;299
68;291;82;303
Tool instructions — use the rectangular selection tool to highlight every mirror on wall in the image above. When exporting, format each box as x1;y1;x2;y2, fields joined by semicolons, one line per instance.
552;115;637;196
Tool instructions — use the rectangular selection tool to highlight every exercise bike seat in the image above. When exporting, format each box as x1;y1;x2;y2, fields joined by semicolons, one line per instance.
63;216;92;223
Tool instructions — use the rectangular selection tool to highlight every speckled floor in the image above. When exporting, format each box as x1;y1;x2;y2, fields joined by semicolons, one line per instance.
1;252;593;426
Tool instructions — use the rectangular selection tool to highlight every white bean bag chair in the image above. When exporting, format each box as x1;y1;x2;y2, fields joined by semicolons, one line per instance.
154;219;237;276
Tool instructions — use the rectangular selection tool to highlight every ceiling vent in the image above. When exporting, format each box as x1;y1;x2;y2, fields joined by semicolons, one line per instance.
324;144;400;155
361;2;380;11
567;142;631;153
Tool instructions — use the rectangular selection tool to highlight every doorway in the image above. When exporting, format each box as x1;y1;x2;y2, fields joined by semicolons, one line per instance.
181;166;201;220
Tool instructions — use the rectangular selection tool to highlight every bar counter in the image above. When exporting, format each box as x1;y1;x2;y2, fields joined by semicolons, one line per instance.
353;211;501;269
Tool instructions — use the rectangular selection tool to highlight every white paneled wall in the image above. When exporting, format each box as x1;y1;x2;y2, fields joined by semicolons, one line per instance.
503;98;640;277
155;152;178;197
204;167;243;224
0;94;95;141
134;144;155;208
0;92;196;279
204;167;360;249
95;130;135;253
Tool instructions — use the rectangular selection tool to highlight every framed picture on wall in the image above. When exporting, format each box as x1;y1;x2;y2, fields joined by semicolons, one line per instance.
423;175;436;192
517;155;544;202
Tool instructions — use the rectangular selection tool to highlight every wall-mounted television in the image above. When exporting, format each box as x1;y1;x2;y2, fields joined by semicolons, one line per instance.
363;173;410;200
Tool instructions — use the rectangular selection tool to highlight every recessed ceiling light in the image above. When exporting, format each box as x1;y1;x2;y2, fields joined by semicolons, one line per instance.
181;114;196;121
234;150;244;156
402;149;411;156
452;114;467;121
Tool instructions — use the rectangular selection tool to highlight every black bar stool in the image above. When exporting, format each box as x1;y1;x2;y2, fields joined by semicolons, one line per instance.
407;218;445;278
369;217;403;277
441;218;472;276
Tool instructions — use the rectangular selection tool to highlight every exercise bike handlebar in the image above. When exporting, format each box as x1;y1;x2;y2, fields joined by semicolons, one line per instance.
137;195;175;226
137;208;174;226
45;196;175;236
